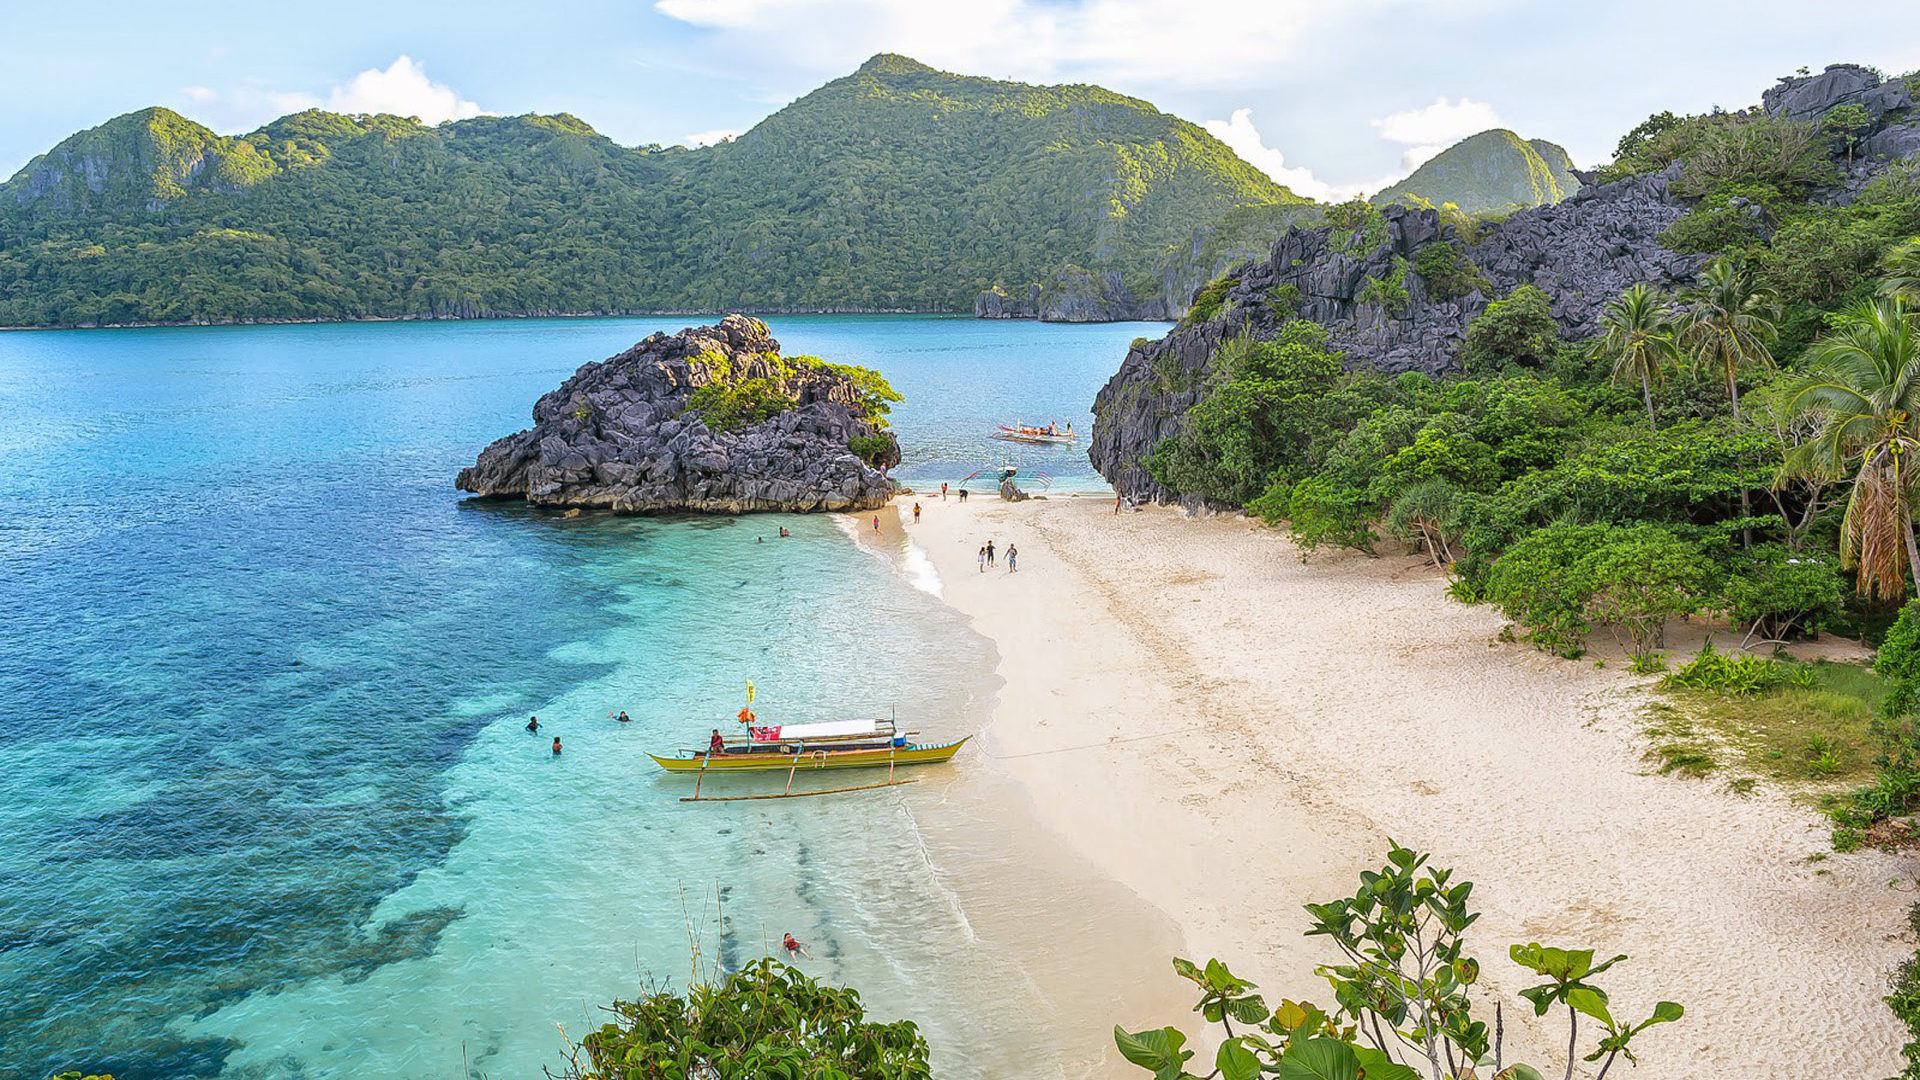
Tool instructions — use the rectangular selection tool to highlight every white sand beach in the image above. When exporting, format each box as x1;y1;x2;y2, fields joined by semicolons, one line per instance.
886;492;1912;1079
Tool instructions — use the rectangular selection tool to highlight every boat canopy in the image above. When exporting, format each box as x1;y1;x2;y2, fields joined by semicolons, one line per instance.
749;719;891;742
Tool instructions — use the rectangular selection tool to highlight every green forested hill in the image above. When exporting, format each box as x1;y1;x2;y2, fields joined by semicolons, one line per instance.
0;54;1300;327
1370;129;1579;214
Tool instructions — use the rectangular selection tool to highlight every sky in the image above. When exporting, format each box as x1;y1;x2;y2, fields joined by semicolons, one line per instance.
1;0;1915;201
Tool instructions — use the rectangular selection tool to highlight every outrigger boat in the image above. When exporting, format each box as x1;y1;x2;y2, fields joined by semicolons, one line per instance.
992;422;1076;445
650;718;971;801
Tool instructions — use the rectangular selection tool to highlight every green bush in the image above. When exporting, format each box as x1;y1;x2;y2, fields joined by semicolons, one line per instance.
1146;322;1348;504
1412;240;1492;301
560;958;930;1080
1661;640;1802;695
1285;476;1376;558
1183;273;1237;324
683;377;795;433
1460;285;1562;374
1356;255;1413;313
1487;523;1710;658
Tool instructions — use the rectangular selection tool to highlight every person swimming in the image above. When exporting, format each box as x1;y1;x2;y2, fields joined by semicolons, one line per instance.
526;716;540;733
617;711;631;723
551;736;562;755
782;932;811;959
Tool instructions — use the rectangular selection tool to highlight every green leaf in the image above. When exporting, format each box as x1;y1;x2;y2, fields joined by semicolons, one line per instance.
1228;993;1270;1025
1567;986;1614;1027
1650;1001;1684;1024
1352;1046;1423;1080
1114;1026;1191;1075
1216;1038;1263;1080
1275;1037;1361;1080
1492;1065;1547;1080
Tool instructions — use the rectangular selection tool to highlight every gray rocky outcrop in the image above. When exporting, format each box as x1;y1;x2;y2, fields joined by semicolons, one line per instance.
1089;165;1702;502
456;315;898;513
1762;64;1911;125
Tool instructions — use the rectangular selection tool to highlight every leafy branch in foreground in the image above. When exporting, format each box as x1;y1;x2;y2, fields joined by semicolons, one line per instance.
553;957;930;1080
1115;845;1682;1080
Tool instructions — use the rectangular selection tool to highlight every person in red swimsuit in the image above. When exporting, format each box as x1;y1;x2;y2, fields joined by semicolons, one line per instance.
782;933;811;959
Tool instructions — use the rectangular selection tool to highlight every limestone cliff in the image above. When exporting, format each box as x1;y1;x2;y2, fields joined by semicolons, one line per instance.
1090;167;1699;501
457;315;899;513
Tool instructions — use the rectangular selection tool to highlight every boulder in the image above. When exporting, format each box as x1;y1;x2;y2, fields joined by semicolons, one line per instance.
456;315;897;514
1762;64;1911;125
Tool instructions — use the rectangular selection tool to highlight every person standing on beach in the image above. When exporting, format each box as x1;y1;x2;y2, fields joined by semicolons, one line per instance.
985;540;996;567
872;514;880;531
941;483;948;500
978;546;986;573
1114;494;1123;514
912;502;922;523
1007;543;1018;573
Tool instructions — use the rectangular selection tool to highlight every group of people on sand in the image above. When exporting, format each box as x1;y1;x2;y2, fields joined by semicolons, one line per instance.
524;709;634;755
976;538;1017;573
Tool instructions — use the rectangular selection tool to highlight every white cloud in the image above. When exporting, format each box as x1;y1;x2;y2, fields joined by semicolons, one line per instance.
1203;109;1372;203
652;0;1402;88
1370;96;1502;174
682;127;740;146
1371;96;1502;146
177;55;486;132
322;56;485;124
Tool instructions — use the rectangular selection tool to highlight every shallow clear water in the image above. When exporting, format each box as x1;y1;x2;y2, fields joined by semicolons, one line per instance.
0;314;1160;1080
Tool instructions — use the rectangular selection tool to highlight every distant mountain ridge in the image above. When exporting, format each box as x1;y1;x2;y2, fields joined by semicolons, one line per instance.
1371;129;1579;214
0;54;1304;328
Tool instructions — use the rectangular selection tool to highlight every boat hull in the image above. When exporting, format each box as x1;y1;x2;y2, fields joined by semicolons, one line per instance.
650;737;970;773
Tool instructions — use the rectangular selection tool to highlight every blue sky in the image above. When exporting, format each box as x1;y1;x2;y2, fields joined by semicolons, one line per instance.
2;0;1914;200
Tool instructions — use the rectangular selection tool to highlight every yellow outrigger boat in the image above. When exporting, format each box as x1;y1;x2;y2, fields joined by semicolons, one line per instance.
651;718;970;801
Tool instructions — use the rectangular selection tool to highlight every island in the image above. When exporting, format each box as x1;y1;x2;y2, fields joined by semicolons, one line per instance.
456;315;901;513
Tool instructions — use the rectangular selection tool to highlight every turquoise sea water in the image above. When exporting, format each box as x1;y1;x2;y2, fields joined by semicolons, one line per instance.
0;315;1161;1080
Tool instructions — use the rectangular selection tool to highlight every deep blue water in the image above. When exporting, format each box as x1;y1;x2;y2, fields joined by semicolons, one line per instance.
0;315;1157;1080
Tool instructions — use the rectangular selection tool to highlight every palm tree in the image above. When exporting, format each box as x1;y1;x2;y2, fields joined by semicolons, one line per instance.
1879;238;1920;305
1678;258;1780;420
1781;297;1920;600
1591;283;1681;427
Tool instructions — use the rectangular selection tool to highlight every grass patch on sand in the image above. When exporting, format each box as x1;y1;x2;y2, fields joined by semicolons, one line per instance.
1654;658;1883;789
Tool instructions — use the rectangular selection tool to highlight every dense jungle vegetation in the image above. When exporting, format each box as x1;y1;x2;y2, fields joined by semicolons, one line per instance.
1142;86;1920;1075
0;55;1301;326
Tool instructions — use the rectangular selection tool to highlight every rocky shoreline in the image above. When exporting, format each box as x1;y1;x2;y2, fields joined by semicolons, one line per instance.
456;315;900;514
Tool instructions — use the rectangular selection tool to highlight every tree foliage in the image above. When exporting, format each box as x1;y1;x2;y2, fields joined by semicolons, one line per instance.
557;958;930;1080
1115;846;1682;1080
1460;286;1562;375
0;58;1307;326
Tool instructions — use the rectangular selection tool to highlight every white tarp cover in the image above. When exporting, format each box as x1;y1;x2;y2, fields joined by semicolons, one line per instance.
751;719;887;741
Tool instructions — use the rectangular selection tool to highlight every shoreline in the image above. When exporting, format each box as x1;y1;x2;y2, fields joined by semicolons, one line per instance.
882;493;1910;1078
0;309;1179;334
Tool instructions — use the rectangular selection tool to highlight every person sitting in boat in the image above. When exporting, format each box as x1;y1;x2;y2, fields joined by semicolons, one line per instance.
709;729;726;756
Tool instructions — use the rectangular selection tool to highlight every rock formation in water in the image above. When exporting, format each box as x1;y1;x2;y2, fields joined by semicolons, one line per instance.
457;315;900;513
